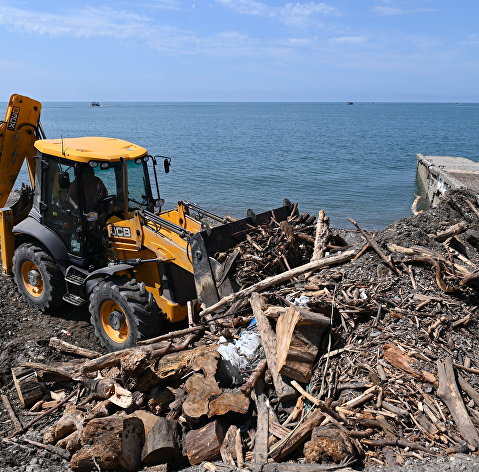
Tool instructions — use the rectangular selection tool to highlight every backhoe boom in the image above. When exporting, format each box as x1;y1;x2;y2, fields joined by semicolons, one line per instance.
0;94;42;207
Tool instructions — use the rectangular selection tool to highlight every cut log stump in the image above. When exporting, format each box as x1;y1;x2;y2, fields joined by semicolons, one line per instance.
11;366;43;408
184;420;225;465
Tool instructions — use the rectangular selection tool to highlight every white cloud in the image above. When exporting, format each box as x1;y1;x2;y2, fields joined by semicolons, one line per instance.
371;5;435;16
330;35;366;44
0;5;151;39
216;0;340;26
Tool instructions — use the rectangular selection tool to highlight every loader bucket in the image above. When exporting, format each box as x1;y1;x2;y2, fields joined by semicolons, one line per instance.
190;200;293;307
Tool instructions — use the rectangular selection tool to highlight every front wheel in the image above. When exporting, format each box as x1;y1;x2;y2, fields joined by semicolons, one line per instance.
89;278;162;351
12;243;65;311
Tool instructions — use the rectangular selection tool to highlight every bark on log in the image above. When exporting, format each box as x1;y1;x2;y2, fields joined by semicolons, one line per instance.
208;391;250;417
436;357;479;450
141;417;182;466
250;292;296;403
183;350;221;423
71;415;144;472
276;306;329;383
184;420;226;465
304;425;350;464
200;249;357;319
11;366;43;408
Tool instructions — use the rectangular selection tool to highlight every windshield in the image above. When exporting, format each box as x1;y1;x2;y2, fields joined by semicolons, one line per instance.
90;159;153;213
126;160;153;210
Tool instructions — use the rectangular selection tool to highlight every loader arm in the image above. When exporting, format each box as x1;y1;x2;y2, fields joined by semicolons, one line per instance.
0;94;42;207
0;94;42;273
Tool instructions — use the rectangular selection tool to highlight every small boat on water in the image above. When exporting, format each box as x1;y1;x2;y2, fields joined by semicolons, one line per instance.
347;101;353;105
90;101;100;107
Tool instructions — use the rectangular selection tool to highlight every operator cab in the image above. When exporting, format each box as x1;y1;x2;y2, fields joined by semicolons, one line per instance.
33;137;154;264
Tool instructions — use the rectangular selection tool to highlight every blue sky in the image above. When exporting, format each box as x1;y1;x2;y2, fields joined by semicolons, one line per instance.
0;0;478;101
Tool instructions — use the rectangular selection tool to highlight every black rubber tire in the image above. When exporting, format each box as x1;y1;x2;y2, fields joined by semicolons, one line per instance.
12;242;65;311
89;278;163;352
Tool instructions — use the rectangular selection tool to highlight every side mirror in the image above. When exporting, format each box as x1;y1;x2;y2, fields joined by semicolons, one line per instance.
163;158;171;174
58;171;70;189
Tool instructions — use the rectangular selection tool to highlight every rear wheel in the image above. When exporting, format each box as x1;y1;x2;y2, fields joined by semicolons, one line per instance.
12;243;65;311
89;278;162;351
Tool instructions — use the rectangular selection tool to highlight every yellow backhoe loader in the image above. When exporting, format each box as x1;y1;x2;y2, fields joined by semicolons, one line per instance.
0;94;292;351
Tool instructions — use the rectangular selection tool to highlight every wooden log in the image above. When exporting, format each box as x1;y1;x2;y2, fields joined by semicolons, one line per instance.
458;374;479;406
200;249;357;319
305;210;330;278
150;344;217;381
270;409;326;461
71;415;144;472
276;306;329;383
250;292;295;403
240;359;267;396
432;221;467;242
184;420;226;465
208;391;250;417
253;380;269;465
141;417;182;466
304;425;351;464
43;403;83;445
220;425;239;466
183;350;222;423
436;357;479;450
48;337;101;359
9;387;79;439
11;366;43;408
1;394;22;432
138;325;205;346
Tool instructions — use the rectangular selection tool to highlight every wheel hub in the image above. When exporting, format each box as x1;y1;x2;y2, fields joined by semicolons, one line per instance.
109;310;125;331
27;269;41;287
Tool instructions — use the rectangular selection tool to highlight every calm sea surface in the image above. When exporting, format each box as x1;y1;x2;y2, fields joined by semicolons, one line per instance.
12;102;479;229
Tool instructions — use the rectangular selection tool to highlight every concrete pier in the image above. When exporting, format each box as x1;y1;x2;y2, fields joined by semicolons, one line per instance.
416;153;479;206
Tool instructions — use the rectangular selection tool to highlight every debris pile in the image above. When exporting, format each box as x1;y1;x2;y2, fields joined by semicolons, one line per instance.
2;189;479;471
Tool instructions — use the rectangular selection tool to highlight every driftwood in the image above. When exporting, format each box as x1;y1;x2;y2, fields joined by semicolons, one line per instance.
432;221;467;242
1;394;22;432
270;409;326;461
200;249;357;319
71;415;144;472
220;425;239;466
48;337;101;359
276;306;329;383
141;417;181;466
185;420;225;465
436;357;479;450
11;366;43;408
240;359;267;396
182;350;221;423
349;218;400;274
9;386;80;439
250;292;295;403
253;380;269;465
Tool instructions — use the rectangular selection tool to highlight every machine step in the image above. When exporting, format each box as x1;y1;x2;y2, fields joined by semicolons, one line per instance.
65;273;87;286
63;293;86;306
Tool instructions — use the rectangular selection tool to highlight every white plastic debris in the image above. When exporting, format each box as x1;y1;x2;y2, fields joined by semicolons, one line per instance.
293;295;310;307
359;288;368;300
217;332;263;385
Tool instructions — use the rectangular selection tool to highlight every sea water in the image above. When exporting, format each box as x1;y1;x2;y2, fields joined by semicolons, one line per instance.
12;102;479;229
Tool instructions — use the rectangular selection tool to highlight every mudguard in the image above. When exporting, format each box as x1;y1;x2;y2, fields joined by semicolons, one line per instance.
13;216;71;272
